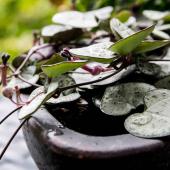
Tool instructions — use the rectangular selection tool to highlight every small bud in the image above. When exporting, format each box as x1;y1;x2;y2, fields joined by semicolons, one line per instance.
1;53;10;65
2;87;14;99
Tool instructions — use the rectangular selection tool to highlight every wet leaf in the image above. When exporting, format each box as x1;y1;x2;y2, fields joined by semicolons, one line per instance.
134;40;170;54
100;83;155;116
69;42;117;63
143;10;170;21
125;97;170;138
42;60;87;78
110;18;135;39
109;25;155;55
144;89;170;108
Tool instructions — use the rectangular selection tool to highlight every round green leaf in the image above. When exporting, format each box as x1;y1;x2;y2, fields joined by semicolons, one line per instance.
125;97;170;138
100;83;155;116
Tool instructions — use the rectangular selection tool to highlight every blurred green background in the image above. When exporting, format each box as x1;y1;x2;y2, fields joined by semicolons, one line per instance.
0;0;169;58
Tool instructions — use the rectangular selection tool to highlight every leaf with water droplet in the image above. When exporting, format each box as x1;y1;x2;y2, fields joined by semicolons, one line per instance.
100;83;155;116
125;96;170;138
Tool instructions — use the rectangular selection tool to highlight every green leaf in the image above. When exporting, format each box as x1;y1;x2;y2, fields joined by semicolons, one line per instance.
110;18;135;39
100;83;155;116
134;40;170;54
18;80;59;120
42;60;87;78
125;96;170;138
113;10;132;22
109;25;155;55
69;42;118;63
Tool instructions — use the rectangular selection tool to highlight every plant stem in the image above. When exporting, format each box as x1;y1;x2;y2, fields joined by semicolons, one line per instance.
0;117;29;160
0;106;22;125
18;75;41;87
58;64;125;93
15;44;54;74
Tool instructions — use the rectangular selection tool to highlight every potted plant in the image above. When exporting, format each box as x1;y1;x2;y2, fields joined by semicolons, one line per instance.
1;5;170;170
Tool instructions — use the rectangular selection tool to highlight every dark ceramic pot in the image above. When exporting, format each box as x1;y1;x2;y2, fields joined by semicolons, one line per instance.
22;105;170;170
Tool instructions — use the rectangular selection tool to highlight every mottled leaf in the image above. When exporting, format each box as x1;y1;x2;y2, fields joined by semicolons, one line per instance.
69;42;117;63
100;83;155;116
125;97;170;138
144;89;170;108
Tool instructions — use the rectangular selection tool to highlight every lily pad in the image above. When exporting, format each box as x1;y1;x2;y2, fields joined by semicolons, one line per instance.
41;24;82;42
69;42;117;63
52;6;113;28
144;89;170;108
100;83;155;116
110;18;135;39
109;25;155;55
143;10;170;21
125;96;170;138
42;60;87;78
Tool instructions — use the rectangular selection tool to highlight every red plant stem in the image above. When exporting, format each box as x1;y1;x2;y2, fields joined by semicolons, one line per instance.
1;65;7;87
0;118;29;160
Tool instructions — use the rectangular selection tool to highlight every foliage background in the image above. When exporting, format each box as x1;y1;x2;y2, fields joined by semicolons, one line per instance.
0;0;169;58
